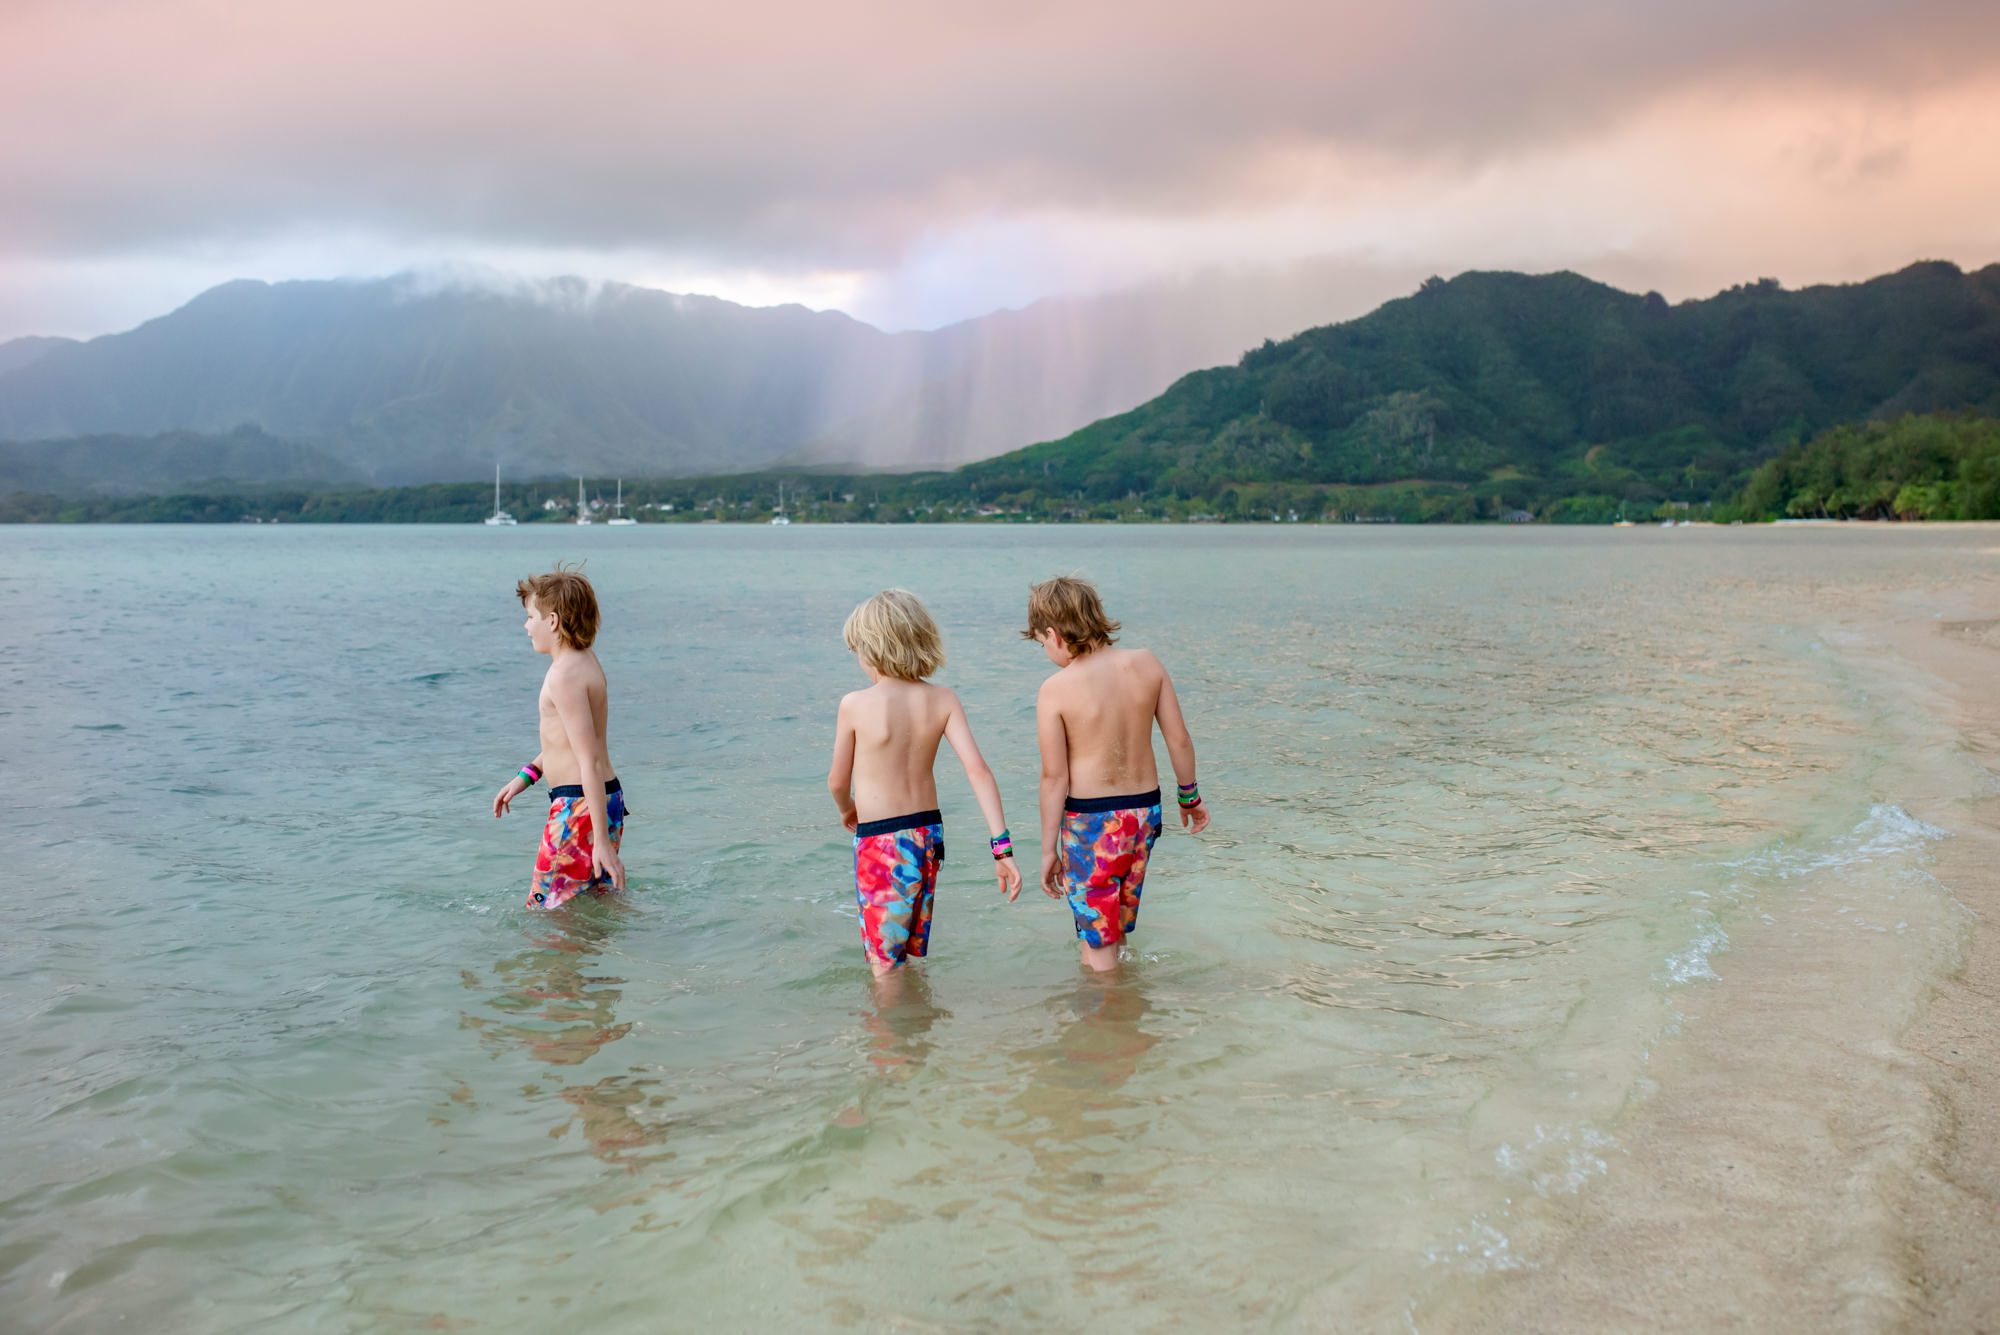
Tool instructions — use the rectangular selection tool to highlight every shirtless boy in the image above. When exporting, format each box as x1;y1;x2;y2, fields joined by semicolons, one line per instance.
1026;576;1209;971
491;566;628;908
828;589;1022;976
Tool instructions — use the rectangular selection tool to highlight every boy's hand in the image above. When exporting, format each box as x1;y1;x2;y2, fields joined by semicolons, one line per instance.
493;779;525;818
995;855;1022;902
1039;849;1063;899
841;808;858;834
1181;802;1211;835
593;844;627;892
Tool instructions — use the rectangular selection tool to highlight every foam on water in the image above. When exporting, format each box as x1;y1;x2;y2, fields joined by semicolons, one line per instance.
1665;916;1731;985
1659;805;1947;989
1724;803;1947;881
1424;1218;1531;1275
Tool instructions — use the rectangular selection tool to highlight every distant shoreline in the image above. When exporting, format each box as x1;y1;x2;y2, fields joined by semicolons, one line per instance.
5;513;1997;528
6;410;1992;525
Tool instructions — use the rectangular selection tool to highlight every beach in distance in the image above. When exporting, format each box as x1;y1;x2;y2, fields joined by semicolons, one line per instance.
3;523;1998;1331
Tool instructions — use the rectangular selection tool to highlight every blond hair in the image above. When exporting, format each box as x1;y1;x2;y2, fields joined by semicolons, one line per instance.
1023;576;1120;655
517;564;600;649
844;589;946;680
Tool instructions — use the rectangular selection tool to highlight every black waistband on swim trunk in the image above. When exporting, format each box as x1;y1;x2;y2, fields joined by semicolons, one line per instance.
855;809;943;838
549;777;621;800
1064;788;1161;815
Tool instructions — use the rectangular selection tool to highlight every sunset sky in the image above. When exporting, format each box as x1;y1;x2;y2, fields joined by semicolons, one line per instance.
3;0;1998;341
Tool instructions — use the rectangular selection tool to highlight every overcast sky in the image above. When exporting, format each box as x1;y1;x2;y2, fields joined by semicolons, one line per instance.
3;0;1998;341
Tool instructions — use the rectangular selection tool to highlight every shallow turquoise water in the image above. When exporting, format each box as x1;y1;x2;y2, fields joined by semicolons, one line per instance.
0;525;1987;1331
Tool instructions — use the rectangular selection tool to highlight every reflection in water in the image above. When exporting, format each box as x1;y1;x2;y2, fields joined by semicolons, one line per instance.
461;901;672;1169
860;968;950;1077
994;971;1167;1251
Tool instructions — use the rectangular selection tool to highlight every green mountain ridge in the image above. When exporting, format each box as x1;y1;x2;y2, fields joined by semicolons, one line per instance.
949;261;2000;520
10;261;2000;523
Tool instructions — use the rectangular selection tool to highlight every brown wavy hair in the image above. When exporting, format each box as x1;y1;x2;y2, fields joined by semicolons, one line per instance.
516;564;600;650
1023;576;1120;655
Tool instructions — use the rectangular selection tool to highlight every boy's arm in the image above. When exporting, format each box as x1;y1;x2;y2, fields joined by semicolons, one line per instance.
492;749;546;818
942;691;1021;901
1152;656;1209;833
1035;680;1070;898
827;695;858;832
940;692;1007;837
551;676;625;889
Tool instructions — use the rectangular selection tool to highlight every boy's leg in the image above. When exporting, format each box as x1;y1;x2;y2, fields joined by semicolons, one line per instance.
856;831;922;977
903;828;941;962
858;885;917;977
1079;939;1121;972
1067;807;1160;972
531;796;593;909
1115;811;1162;940
1063;809;1125;971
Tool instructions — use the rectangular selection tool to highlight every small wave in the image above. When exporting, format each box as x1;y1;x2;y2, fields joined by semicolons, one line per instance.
1723;803;1946;881
1664;918;1730;985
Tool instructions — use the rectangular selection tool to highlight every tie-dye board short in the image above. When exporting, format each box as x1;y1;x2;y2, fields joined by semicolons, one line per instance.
529;778;626;910
1061;789;1163;948
853;809;945;970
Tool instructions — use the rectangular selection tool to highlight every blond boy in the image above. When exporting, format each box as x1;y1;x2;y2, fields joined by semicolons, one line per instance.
828;590;1022;976
491;566;627;908
1026;577;1208;971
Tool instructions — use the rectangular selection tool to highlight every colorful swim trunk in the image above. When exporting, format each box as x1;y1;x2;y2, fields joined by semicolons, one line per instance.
530;778;626;910
1061;790;1163;948
853;810;944;970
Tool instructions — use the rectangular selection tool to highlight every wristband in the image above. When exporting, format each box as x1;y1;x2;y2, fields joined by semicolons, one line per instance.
518;763;543;788
1176;781;1201;809
989;829;1014;860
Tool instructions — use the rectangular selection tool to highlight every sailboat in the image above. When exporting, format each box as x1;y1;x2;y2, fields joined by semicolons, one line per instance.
575;476;594;525
483;464;517;525
607;478;637;526
769;480;791;526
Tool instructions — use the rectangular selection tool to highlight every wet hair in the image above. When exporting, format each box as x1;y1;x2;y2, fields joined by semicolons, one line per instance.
516;564;600;650
843;588;945;681
1023;575;1120;656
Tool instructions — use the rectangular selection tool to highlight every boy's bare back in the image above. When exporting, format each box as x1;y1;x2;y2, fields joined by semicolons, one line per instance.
839;679;956;822
1037;647;1176;798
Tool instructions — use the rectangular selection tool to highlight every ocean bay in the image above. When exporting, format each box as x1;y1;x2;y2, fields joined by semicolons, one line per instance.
1;524;1990;1330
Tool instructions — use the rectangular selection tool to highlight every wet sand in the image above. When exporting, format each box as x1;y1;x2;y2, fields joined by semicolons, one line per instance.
1891;608;2000;1331
1430;578;2000;1333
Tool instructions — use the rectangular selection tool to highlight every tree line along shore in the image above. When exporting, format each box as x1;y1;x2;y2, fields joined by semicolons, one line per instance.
2;411;1995;525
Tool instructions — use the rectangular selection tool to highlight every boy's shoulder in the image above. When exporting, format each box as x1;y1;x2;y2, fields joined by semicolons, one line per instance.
1041;647;1161;702
548;649;606;685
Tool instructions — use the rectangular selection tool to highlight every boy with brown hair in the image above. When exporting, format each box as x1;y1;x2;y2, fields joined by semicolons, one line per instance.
1025;576;1208;971
491;565;628;908
828;589;1022;977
